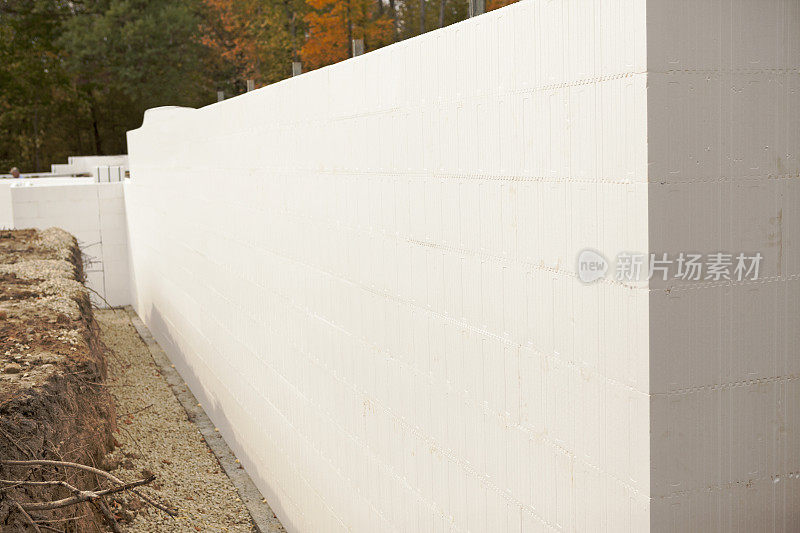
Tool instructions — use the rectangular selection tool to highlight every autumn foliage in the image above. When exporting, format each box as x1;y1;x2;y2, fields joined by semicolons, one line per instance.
202;0;261;79
1;0;522;173
202;0;304;86
301;0;394;71
487;0;519;10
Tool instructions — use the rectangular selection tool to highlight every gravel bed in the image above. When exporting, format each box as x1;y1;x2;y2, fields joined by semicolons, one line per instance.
96;309;258;532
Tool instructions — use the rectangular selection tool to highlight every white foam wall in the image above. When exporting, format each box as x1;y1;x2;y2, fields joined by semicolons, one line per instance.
8;181;131;307
646;0;800;529
126;0;800;530
127;2;653;531
0;183;14;229
50;155;129;178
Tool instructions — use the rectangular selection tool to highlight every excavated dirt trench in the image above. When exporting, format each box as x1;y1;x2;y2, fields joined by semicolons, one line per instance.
0;229;277;532
0;228;117;531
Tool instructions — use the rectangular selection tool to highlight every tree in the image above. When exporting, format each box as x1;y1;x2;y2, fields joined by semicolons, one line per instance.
0;0;211;171
0;0;76;172
201;0;306;90
0;0;523;174
395;0;465;40
58;0;211;154
300;0;393;71
486;0;517;11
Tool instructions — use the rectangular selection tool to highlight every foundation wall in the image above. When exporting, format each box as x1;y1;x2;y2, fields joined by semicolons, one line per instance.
646;0;800;529
126;2;652;531
3;181;130;307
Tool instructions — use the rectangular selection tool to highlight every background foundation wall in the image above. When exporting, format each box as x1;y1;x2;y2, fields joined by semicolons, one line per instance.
646;0;800;530
0;183;13;228
5;181;131;307
126;2;652;531
50;155;129;178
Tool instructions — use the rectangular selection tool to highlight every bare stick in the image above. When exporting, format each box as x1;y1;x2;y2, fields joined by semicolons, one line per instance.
82;284;119;312
0;426;35;458
12;500;43;533
1;460;177;517
17;476;155;511
0;479;81;493
2;459;122;484
119;403;154;418
37;525;65;533
93;500;123;533
28;514;85;524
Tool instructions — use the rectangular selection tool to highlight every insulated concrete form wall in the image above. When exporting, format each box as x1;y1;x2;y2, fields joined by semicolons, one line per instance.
0;184;13;229
125;1;798;531
6;181;131;307
126;2;651;531
646;1;800;529
51;155;129;178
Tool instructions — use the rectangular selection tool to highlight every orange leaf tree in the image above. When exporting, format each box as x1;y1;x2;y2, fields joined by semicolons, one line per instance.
486;0;518;11
202;0;305;90
300;0;393;71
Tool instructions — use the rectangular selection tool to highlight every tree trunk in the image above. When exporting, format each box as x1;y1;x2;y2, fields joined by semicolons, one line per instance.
89;97;103;155
284;0;297;61
75;119;83;156
439;0;445;28
420;0;425;34
33;104;40;172
290;13;296;61
389;0;397;36
346;1;353;57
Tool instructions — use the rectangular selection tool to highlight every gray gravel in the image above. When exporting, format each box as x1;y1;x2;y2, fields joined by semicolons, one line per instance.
96;309;259;532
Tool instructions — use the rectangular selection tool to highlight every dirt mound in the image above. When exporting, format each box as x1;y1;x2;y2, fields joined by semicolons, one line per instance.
0;228;117;532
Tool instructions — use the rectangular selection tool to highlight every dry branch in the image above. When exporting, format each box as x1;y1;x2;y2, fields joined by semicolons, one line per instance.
0;479;81;493
37;525;65;533
16;476;154;511
37;526;64;533
94;500;123;533
12;500;42;532
2;459;177;517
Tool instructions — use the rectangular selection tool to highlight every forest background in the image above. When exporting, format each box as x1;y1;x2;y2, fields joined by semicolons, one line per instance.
0;0;516;172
